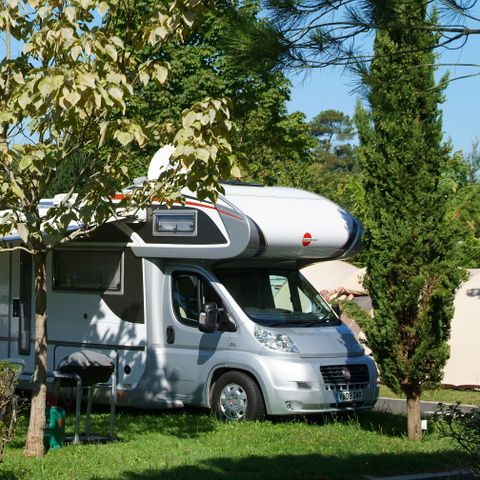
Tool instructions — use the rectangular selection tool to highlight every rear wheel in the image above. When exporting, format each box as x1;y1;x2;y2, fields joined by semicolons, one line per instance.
211;371;265;421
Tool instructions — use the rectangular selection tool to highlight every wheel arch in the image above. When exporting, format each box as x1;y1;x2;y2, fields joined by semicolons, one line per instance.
207;366;268;413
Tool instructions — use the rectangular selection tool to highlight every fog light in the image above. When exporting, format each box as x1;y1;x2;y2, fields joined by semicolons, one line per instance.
285;401;303;411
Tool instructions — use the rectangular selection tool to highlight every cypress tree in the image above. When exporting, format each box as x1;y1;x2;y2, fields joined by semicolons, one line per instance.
355;1;465;440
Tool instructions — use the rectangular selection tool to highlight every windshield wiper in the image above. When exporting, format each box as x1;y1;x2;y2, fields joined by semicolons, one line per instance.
270;317;338;327
270;320;321;327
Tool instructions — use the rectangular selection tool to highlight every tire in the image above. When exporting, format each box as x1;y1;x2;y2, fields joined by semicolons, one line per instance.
211;371;265;421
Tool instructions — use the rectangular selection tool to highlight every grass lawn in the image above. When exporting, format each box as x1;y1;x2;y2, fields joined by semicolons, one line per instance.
379;385;480;406
1;406;469;480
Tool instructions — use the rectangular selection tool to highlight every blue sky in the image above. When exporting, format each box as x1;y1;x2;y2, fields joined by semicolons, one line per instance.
287;34;480;154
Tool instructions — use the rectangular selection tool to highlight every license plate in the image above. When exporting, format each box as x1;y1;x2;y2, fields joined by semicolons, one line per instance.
336;390;363;402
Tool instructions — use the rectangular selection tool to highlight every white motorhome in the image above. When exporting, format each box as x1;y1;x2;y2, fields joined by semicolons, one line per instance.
0;182;378;420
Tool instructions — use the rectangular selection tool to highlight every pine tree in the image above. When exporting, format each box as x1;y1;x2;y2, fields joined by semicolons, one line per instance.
355;0;466;440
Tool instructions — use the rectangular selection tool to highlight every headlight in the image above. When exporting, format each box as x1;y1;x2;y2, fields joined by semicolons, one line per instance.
254;325;299;353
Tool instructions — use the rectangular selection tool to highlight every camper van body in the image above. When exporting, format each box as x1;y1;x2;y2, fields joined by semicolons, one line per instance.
0;184;378;418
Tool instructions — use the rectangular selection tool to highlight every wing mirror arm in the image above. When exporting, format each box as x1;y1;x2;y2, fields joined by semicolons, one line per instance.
199;302;218;333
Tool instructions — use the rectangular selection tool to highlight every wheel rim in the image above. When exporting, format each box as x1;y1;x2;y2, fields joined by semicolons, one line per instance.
218;382;248;420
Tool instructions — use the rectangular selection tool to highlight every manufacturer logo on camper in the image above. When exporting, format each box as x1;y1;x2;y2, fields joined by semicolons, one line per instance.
302;233;314;247
342;367;352;382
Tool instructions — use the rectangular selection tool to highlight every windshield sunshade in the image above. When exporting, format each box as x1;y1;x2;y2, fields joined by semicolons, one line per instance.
215;268;340;328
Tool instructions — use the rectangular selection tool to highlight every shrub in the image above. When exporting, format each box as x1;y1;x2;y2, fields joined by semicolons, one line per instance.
0;362;22;462
434;403;480;477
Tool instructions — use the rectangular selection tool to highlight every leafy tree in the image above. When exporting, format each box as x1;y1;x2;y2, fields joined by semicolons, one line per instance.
355;2;465;440
149;0;316;187
64;0;314;191
0;0;238;457
47;0;314;194
446;145;480;268
310;109;354;154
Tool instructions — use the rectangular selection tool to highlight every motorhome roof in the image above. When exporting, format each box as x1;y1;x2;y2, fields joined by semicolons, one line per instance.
222;184;322;200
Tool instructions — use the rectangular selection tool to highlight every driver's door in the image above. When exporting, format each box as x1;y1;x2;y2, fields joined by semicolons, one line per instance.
163;268;230;403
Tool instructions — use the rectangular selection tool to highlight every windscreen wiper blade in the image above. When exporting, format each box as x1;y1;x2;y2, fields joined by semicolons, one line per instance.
270;320;320;327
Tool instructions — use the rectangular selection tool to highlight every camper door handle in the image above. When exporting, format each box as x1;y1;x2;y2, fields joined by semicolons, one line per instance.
12;299;20;317
166;326;175;344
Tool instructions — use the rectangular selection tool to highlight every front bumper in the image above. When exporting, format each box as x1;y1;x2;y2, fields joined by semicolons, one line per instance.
252;354;379;415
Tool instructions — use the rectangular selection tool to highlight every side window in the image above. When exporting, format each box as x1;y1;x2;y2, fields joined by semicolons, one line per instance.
53;249;122;293
172;272;223;327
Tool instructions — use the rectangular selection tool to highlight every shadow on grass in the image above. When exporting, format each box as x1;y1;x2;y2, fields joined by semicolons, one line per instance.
116;407;218;439
0;470;19;480
93;452;471;480
7;405;217;457
280;410;409;438
113;408;409;441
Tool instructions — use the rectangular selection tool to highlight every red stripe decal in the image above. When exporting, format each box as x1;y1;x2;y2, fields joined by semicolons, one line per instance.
113;193;243;221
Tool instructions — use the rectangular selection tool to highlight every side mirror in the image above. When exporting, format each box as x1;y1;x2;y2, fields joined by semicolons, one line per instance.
331;303;341;319
199;302;218;333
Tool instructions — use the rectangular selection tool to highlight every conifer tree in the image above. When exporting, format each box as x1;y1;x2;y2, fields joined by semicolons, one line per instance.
355;1;465;440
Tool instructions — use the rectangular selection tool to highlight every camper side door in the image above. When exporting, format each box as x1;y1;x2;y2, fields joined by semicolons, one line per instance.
2;251;33;362
163;267;231;403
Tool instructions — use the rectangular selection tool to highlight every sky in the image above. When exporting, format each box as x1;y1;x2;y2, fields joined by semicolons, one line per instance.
287;34;480;155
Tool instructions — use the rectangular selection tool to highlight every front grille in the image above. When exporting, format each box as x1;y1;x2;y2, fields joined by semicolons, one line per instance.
325;383;368;392
320;364;369;385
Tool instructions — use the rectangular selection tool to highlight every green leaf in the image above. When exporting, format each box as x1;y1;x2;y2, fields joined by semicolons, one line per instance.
0;111;13;123
97;2;109;15
139;71;150;86
18;92;31;109
111;36;124;49
38;77;55;97
182;11;195;27
60;28;74;41
78;72;95;89
19;156;31;171
12;71;25;84
65;6;76;22
108;86;123;101
114;130;134;146
196;148;209;162
11;183;25;200
17;223;29;243
71;45;82;61
38;6;49;19
154;65;169;84
230;165;242;178
65;89;81;107
105;44;117;62
182;111;196;129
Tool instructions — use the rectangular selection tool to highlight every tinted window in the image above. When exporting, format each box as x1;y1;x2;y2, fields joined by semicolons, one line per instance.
53;250;122;292
172;272;223;327
215;268;339;328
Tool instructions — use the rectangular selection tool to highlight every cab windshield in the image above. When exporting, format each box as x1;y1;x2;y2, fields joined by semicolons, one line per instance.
215;268;340;327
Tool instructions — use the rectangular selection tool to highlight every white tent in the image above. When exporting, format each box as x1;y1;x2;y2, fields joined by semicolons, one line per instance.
302;261;480;388
443;269;480;387
302;260;360;293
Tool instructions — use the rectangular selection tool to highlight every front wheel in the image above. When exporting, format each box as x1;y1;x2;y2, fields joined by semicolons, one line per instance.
211;371;265;421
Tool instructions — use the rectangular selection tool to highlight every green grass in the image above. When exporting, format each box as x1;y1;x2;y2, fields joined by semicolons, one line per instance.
0;407;470;480
379;385;480;406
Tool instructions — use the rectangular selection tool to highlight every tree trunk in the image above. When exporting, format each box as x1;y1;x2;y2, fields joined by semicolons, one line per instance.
24;251;48;458
406;391;422;441
1;3;11;146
